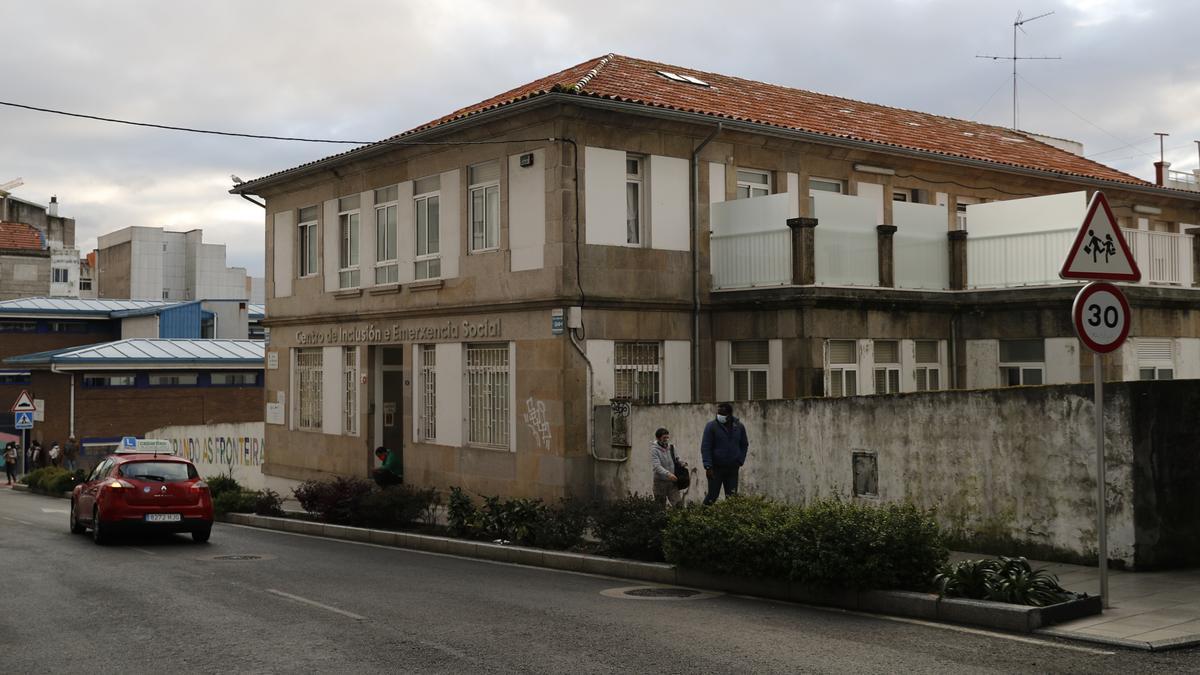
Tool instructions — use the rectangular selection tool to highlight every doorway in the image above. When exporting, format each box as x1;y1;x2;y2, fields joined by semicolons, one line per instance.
377;347;405;475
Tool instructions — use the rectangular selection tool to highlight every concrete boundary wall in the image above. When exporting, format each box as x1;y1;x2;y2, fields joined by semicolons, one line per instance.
595;382;1200;569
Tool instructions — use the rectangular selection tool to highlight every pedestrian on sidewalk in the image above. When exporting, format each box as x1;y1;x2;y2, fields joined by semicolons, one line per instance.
650;428;685;507
49;442;62;468
700;402;749;505
64;436;79;472
372;446;403;488
2;442;15;485
32;441;45;470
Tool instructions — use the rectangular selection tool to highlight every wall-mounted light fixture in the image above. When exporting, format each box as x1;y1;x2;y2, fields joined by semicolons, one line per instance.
853;164;896;176
1133;204;1163;215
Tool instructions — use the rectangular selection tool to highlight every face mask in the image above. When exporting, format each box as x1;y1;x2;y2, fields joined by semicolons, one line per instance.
716;414;728;424
658;439;669;447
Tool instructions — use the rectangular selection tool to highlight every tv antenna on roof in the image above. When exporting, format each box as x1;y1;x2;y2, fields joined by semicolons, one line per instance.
977;10;1061;131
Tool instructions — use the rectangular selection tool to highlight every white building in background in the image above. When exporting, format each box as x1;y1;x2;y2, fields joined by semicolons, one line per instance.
95;226;264;301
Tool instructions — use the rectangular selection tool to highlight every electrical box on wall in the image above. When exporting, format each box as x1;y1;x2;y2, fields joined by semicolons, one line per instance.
519;153;535;168
567;306;583;329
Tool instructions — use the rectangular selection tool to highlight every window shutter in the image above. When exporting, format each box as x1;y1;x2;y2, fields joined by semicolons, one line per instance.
915;340;939;363
732;340;769;365
874;341;899;364
830;371;843;397
751;371;767;400
828;340;856;365
1137;339;1172;362
469;161;500;185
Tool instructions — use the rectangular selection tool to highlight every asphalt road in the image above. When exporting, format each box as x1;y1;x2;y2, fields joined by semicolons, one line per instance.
2;488;1198;674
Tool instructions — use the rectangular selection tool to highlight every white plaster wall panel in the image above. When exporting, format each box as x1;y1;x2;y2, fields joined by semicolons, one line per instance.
439;169;461;280
1045;337;1080;385
768;339;783;399
648;155;690;251
586;340;615;406
812;192;879;286
396;181;415;283
900;339;916;393
859;339;875;395
708;162;726;205
1178;338;1200;379
323;199;338;292
435;342;463;447
964;340;1000;389
584;146;628;246
893;202;950;290
663;340;691;403
967;191;1086;237
509;149;546;272
786;173;800;219
935;192;949;207
715;341;731;401
321;346;342;436
358;190;375;288
854;182;885;225
607;385;1142;566
1118;342;1138;381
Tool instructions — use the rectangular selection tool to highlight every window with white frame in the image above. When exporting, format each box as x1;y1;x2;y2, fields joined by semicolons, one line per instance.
419;344;436;441
1137;339;1174;380
731;340;768;400
826;340;858;397
466;343;509;448
999;340;1044;386
873;340;900;394
414;176;441;280
337;195;360;288
296;347;323;430
892;189;918;203
809;177;844;195
626;155;644;246
615;342;661;404
343;346;358;435
298;205;319;277
914;340;941;391
736;169;771;199
374;186;398;284
469;161;500;252
52;268;69;283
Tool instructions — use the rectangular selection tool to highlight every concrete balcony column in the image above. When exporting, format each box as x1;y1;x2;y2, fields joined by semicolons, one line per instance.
1186;227;1200;288
948;230;969;290
876;224;897;288
786;217;818;285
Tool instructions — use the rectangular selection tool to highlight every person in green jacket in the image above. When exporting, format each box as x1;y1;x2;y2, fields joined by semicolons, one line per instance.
373;446;403;488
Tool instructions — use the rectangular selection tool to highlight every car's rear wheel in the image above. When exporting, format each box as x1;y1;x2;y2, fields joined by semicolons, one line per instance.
192;526;211;544
70;500;85;534
91;507;108;545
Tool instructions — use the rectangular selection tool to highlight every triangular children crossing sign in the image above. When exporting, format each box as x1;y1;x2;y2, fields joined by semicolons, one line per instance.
1060;191;1141;282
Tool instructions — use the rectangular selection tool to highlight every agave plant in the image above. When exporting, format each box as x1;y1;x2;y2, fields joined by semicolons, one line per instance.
934;556;1075;606
933;558;1000;599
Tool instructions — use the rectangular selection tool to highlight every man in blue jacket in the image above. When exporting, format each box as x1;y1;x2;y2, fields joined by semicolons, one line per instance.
700;402;749;504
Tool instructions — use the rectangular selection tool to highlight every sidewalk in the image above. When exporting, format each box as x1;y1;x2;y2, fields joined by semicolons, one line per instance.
954;552;1200;650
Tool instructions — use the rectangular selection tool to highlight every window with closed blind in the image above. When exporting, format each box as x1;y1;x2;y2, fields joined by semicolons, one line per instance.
915;340;941;391
826;340;858;397
731;340;768;400
1137;339;1174;381
999;340;1044;387
873;340;900;394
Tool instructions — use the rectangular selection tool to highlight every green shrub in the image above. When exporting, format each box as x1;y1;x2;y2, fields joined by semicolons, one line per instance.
357;485;440;530
529;498;591;551
592;494;669;561
447;486;476;537
213;490;257;515
935;556;1076;607
445;488;589;550
24;467;73;494
292;476;374;525
662;497;947;591
253;489;285;517
205;474;242;500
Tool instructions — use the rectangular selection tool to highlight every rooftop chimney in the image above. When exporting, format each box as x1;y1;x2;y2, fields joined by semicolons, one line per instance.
1155;161;1170;187
48;195;58;216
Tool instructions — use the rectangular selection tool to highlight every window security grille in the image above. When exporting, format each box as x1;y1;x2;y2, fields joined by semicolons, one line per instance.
914;340;941;391
731;340;768;400
343;347;358;435
827;340;857;397
615;342;660;404
420;344;437;441
466;344;509;448
296;348;323;430
873;340;900;394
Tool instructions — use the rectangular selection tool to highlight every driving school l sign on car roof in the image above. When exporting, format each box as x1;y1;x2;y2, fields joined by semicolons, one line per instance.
1059;191;1142;282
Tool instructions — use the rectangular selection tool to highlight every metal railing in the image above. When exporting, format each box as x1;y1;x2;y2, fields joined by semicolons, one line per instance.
1167;169;1198;186
1124;228;1194;286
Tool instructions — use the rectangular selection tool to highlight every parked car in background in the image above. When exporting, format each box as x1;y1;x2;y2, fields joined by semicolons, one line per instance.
70;440;213;544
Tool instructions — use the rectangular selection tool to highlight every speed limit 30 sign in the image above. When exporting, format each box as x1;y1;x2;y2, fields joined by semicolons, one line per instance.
1072;281;1130;353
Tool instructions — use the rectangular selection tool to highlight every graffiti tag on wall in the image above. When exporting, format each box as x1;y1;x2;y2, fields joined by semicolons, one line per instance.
523;397;552;449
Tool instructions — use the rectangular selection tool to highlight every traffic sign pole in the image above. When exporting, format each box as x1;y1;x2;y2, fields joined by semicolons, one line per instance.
1094;354;1108;609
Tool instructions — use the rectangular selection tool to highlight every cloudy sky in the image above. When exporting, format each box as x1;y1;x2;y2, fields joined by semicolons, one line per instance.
3;0;1197;276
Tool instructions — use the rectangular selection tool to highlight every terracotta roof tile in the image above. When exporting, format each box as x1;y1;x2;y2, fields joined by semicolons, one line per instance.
0;222;44;250
241;53;1149;189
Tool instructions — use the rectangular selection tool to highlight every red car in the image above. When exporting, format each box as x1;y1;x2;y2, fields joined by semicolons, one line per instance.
70;449;213;544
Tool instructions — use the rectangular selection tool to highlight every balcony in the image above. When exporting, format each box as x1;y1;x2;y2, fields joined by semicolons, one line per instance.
1166;169;1200;193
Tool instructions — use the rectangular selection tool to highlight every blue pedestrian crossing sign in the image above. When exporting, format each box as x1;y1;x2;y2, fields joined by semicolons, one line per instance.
14;411;33;429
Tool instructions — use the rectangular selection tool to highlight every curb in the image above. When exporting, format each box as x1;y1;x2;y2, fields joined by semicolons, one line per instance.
220;512;1100;635
1035;626;1200;652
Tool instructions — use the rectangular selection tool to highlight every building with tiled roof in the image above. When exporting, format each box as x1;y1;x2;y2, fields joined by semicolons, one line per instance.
232;54;1200;507
0;194;80;300
0;221;45;250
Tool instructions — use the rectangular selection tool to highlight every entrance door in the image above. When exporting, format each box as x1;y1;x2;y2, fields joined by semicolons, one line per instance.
380;347;404;472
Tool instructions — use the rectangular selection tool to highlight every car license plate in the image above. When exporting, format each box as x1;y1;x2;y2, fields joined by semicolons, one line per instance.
145;513;181;523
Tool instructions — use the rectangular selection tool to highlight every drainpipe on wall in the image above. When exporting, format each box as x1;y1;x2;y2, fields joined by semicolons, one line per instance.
690;123;722;402
950;313;960;390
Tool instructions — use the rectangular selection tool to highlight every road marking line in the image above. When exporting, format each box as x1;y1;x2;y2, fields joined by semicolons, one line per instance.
41;508;69;514
265;589;365;621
